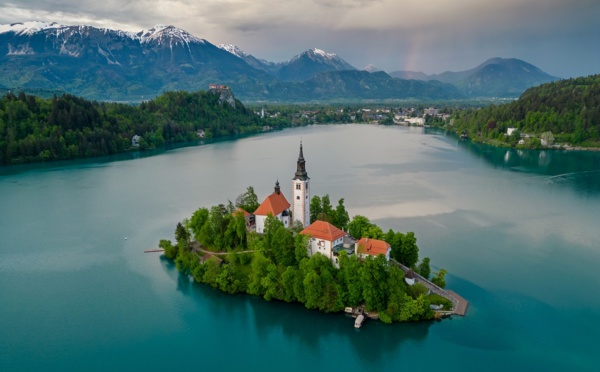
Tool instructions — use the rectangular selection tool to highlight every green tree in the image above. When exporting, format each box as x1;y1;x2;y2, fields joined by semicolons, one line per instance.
382;265;408;322
417;257;431;279
262;263;282;301
202;258;222;287
303;270;323;309
319;270;344;313
348;215;372;239
432;269;447;289
175;222;190;244
271;224;295;266
294;233;309;264
332;198;350;230
360;255;389;311
209;204;228;250
236;186;260;213
319;194;334;222
309;195;322;223
160;239;177;259
281;266;299;302
189;207;209;242
247;252;271;296
338;251;363;306
399;232;419;267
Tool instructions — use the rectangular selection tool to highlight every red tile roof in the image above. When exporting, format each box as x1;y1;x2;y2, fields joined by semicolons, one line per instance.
254;192;290;216
300;220;347;242
357;237;390;257
232;208;251;218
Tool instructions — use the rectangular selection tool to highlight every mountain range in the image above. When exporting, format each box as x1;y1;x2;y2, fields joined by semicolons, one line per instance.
390;58;559;97
0;22;559;101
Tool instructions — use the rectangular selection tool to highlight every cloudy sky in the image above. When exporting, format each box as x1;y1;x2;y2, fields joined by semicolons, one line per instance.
1;0;599;77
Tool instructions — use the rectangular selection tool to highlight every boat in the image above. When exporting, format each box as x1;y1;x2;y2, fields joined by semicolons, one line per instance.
354;314;365;328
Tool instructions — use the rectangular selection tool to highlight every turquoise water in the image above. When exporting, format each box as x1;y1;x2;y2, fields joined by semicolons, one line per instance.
1;125;600;371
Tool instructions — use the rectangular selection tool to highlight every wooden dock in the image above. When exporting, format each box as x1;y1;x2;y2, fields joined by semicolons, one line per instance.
144;249;165;253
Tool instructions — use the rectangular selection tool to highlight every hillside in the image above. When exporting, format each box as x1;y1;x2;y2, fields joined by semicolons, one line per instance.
0;89;282;165
265;71;464;101
391;58;559;98
449;75;600;147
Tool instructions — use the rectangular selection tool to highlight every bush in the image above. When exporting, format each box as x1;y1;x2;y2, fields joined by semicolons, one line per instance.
406;282;429;299
427;293;452;310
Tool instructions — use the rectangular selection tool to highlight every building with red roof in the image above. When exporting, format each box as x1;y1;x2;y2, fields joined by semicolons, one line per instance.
355;237;391;261
300;220;348;264
232;208;255;229
254;181;291;233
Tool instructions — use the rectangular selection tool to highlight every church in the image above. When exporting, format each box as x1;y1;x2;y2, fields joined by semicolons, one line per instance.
254;142;310;233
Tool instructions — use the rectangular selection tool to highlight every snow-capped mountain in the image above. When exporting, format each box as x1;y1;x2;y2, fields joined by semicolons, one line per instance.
217;44;247;58
0;22;271;100
0;21;65;36
0;22;558;101
217;43;280;74
363;64;382;73
138;24;205;46
276;48;356;81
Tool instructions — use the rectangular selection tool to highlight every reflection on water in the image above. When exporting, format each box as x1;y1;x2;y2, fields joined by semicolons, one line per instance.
2;124;600;371
457;139;600;195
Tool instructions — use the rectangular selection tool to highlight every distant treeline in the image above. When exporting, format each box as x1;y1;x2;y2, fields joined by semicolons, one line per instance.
448;75;600;147
0;90;290;165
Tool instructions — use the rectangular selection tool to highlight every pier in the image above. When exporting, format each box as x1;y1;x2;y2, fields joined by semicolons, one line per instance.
391;260;469;316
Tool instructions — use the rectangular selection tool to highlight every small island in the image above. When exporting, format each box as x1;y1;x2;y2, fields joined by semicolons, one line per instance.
158;143;467;324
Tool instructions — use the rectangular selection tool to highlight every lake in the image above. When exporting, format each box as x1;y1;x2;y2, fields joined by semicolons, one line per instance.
1;124;599;371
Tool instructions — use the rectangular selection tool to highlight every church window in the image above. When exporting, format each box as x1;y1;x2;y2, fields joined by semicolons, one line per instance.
297;196;300;200
296;184;301;190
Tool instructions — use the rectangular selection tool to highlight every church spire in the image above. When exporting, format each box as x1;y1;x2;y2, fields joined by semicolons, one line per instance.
274;179;281;195
294;141;309;181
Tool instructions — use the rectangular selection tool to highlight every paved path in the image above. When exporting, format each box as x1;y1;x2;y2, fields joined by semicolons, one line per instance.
391;260;469;316
190;241;256;256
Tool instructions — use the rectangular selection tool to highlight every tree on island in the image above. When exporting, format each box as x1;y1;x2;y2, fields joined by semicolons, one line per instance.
418;257;431;279
235;186;260;213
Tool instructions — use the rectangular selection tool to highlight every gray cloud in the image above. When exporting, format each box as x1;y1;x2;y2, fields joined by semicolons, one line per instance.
0;0;599;77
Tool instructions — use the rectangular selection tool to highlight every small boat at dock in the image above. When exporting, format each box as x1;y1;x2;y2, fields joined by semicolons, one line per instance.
354;314;365;328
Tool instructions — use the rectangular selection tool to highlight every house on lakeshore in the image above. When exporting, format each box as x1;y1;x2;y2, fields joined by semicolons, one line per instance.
131;135;141;147
300;220;348;267
254;181;291;233
355;237;391;261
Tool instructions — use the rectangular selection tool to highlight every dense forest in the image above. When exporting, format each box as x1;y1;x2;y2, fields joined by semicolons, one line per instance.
446;75;600;148
161;189;449;324
0;90;289;165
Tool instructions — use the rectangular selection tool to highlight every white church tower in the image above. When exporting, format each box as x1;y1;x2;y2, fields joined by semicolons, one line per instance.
292;142;310;228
